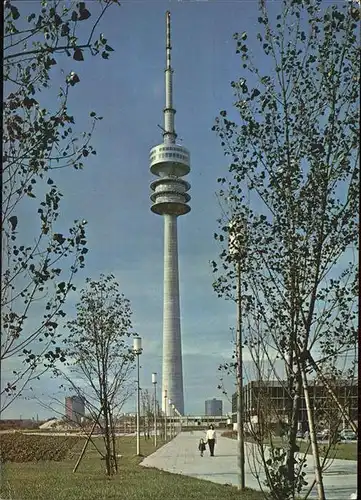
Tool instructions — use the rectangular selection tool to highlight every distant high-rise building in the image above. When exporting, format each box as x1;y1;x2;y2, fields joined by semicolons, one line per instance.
205;398;223;416
65;396;85;424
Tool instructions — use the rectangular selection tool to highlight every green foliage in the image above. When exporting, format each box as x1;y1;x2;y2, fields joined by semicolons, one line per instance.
65;274;136;406
212;0;359;498
212;0;359;385
2;0;119;412
263;448;307;500
66;274;135;374
64;274;136;475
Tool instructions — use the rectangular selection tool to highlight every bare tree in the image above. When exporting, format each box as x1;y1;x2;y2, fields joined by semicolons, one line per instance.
141;389;153;439
242;317;351;500
63;274;135;476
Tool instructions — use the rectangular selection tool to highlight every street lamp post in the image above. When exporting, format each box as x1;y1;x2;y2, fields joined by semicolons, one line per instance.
229;216;246;490
168;399;173;438
133;337;142;456
236;260;245;490
152;372;157;447
171;403;176;434
164;390;168;441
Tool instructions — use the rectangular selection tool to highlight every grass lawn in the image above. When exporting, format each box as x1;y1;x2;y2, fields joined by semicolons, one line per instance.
0;435;260;500
222;432;357;461
298;440;357;460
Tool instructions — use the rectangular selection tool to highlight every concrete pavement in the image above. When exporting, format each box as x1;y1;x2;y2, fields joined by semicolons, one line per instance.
141;431;357;499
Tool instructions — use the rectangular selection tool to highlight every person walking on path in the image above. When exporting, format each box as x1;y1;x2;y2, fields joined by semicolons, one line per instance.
205;424;216;456
198;438;206;457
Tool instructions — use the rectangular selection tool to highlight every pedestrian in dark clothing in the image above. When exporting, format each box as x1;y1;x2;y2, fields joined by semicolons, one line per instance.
205;424;216;456
198;438;206;457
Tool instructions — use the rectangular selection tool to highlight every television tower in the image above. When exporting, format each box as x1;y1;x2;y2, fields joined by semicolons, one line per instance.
149;11;190;416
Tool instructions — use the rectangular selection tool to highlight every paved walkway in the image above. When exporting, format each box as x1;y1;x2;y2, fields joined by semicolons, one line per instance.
141;431;357;499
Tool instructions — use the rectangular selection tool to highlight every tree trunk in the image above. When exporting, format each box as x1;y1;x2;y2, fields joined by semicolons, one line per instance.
103;399;112;476
301;364;326;500
286;366;302;500
73;410;101;473
110;410;118;473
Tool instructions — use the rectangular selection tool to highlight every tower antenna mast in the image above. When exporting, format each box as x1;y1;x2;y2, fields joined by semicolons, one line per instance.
163;10;177;144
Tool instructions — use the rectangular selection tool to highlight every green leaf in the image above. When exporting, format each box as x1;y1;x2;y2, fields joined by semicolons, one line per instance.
33;16;42;30
23;97;37;108
250;89;261;100
54;14;62;27
11;5;20;20
105;44;114;52
78;7;91;21
53;233;66;245
73;48;84;61
9;215;18;231
61;23;70;37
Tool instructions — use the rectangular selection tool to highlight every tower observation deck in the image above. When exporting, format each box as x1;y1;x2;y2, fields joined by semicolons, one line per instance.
149;11;190;416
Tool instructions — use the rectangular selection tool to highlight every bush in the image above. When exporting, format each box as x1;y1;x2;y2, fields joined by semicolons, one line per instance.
0;433;80;462
221;430;237;439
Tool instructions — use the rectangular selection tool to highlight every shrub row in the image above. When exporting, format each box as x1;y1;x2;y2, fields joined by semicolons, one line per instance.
0;433;80;462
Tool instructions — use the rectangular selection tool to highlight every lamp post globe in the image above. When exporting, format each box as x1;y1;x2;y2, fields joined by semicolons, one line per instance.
133;337;142;354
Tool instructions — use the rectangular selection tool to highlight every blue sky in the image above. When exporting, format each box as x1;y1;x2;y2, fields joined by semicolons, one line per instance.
3;0;354;419
3;0;275;419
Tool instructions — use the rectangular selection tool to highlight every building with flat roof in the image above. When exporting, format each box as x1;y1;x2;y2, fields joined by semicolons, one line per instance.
232;379;357;432
205;398;223;416
65;395;85;424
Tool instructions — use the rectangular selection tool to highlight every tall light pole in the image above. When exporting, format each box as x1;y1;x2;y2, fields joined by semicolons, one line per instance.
171;403;176;435
229;216;246;490
236;260;245;490
133;337;142;456
164;390;168;441
168;399;173;438
152;372;157;447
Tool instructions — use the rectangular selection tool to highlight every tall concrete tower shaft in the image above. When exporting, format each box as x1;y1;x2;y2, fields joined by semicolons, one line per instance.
149;11;190;416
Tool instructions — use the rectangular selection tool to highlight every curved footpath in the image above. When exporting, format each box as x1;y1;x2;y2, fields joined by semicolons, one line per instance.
141;431;357;499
